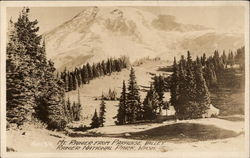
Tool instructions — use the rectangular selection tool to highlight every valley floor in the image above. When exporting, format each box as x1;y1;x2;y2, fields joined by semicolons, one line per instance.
6;117;245;153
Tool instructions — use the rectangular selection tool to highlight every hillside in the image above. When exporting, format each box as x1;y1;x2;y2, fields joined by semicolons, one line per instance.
44;6;244;71
66;59;170;126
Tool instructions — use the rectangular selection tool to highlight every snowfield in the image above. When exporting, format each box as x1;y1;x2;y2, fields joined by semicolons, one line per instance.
80;118;244;135
7;118;245;153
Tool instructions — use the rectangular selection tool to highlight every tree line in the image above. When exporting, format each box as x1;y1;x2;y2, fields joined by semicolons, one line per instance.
197;48;244;90
170;47;245;120
60;57;129;92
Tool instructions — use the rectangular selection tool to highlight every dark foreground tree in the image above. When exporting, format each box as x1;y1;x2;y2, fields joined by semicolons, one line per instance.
143;84;159;120
99;96;106;127
194;63;210;114
6;8;68;130
116;80;127;125
90;109;100;128
6;19;35;126
170;57;179;114
126;67;142;123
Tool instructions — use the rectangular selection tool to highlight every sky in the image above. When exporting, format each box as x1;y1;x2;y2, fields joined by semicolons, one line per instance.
6;6;245;34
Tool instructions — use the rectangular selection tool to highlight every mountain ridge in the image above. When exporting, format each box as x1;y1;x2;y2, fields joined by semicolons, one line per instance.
44;6;244;71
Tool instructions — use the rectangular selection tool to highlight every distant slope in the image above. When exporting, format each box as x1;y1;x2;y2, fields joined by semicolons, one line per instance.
44;6;244;71
67;60;170;126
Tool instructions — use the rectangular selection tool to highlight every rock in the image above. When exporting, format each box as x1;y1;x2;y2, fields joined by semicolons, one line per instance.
124;133;131;137
180;133;185;137
202;104;220;118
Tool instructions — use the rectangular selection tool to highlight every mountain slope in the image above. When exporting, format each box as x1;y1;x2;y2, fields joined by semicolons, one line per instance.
44;7;244;71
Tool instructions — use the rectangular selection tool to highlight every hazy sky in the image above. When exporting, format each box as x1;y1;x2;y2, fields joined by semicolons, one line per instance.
6;6;245;34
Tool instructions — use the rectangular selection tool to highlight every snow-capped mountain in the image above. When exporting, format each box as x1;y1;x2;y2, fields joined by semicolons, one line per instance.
44;7;244;71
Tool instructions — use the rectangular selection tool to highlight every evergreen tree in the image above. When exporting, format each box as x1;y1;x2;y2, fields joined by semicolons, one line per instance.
185;63;196;102
176;62;188;119
92;64;98;78
127;67;142;122
81;65;89;84
62;68;69;91
204;63;217;89
68;72;73;91
6;20;36;126
101;60;107;75
153;75;165;113
90;109;100;128
235;47;245;70
86;63;93;79
143;84;159;120
97;62;104;76
99;96;106;127
194;63;210;115
180;55;187;68
66;97;73;122
42;61;68;130
116;80;127;125
201;53;206;66
75;68;82;87
107;59;112;74
230;51;235;66
196;56;201;65
72;89;82;121
7;7;68;129
72;101;77;121
72;73;77;90
221;50;227;65
170;57;179;113
187;51;192;66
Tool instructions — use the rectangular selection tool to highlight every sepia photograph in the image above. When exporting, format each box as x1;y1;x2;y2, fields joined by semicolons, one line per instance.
0;1;249;158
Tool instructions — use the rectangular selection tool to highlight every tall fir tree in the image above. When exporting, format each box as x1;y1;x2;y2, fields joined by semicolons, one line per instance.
66;97;73;122
127;67;142;123
99;95;106;127
185;63;196;102
41;60;68;130
101;60;107;75
194;62;211;115
176;61;188;118
170;57;179;114
153;75;165;113
7;8;68;129
116;80;127;125
68;72;73;91
72;73;77;90
201;53;206;66
6;19;36;126
86;63;93;80
143;84;159;120
81;65;89;84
